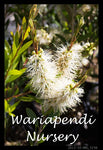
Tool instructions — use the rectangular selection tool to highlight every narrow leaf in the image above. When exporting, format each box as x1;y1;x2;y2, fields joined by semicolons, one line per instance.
5;49;9;72
23;26;31;40
14;87;19;96
5;100;9;112
5;40;11;53
5;68;26;84
29;18;34;28
26;108;39;127
9;112;15;117
37;136;46;144
5;74;22;84
15;31;19;48
22;16;27;35
18;40;33;56
9;101;20;113
19;95;35;102
8;68;26;76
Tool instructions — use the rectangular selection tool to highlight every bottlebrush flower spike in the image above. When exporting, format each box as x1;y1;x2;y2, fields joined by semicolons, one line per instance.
43;81;84;114
55;43;83;79
27;48;57;99
26;42;96;114
36;29;53;45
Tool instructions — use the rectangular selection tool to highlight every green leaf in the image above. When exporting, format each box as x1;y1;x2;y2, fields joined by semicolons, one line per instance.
5;100;9;112
4;100;20;117
5;40;11;71
9;101;20;113
12;31;19;56
34;97;43;104
12;41;17;58
19;95;42;104
23;26;31;40
89;23;92;33
5;68;26;84
4;100;20;116
15;31;19;48
14;87;19;95
9;112;15;117
26;108;36;120
29;18;34;28
12;60;19;70
37;136;46;144
22;16;27;37
5;48;9;72
26;108;38;127
5;74;21;84
18;40;33;56
8;68;26;76
12;40;32;65
19;95;34;102
23;83;31;92
22;54;26;64
5;40;11;53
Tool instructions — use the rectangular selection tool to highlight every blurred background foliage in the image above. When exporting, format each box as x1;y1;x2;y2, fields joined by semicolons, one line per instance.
4;4;99;146
5;4;98;43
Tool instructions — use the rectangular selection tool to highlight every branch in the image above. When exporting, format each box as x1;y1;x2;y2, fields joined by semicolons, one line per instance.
5;91;32;101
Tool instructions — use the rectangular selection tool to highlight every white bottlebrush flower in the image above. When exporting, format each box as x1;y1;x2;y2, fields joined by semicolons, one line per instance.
26;43;91;114
55;43;83;79
27;48;57;99
43;82;84;114
82;58;89;66
77;4;91;15
82;4;91;12
36;29;53;45
38;4;47;16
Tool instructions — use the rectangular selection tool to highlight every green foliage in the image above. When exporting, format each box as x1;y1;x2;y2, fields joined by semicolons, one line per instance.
5;99;20;117
4;4;98;146
5;68;26;84
4;7;34;139
22;17;27;36
19;95;42;104
18;40;33;56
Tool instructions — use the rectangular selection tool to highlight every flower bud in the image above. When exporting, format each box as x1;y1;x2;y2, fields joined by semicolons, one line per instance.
79;17;85;27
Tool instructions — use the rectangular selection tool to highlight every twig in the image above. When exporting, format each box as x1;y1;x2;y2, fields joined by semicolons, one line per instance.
5;91;32;101
68;36;76;51
33;41;38;54
71;75;87;90
71;69;90;90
